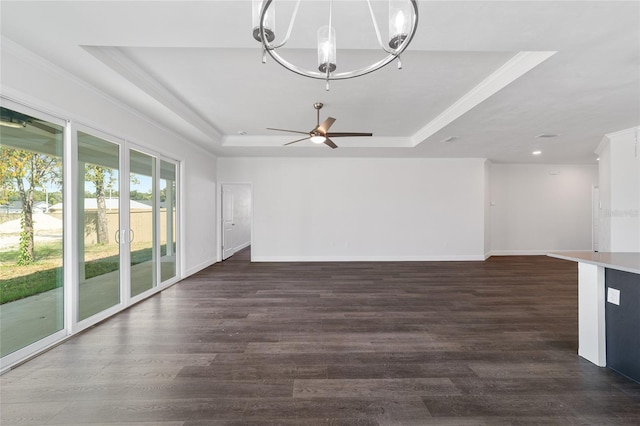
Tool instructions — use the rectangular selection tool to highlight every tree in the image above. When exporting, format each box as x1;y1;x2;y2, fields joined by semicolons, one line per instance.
0;147;61;264
129;189;152;201
85;165;113;244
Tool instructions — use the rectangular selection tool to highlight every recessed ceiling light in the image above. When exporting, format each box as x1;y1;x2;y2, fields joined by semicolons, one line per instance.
532;150;542;155
535;133;558;138
596;157;600;161
237;130;247;135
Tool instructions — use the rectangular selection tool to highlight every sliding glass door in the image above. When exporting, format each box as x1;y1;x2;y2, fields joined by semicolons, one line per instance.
0;106;65;358
77;131;122;321
129;149;156;298
1;98;181;370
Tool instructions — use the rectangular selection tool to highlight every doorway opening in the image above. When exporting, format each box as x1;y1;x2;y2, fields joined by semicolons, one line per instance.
220;183;252;261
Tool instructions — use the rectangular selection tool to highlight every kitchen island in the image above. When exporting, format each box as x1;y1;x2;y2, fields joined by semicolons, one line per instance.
548;252;640;382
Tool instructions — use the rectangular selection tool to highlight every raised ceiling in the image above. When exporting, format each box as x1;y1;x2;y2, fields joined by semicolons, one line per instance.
1;1;638;163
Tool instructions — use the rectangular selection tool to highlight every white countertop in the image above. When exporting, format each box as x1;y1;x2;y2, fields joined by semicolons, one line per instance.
548;251;640;275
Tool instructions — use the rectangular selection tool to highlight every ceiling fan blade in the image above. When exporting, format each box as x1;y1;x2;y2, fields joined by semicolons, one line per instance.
317;117;336;134
323;138;338;149
284;136;310;146
267;128;310;135
326;132;373;137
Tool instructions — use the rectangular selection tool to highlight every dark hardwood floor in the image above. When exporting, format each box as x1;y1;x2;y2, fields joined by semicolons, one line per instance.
2;248;640;425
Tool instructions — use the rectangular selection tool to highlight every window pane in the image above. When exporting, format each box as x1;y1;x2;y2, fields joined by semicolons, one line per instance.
130;149;156;297
160;160;176;282
78;131;120;321
0;107;64;357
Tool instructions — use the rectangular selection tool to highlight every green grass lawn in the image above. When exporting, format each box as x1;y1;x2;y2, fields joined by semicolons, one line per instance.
1;267;63;305
0;243;160;304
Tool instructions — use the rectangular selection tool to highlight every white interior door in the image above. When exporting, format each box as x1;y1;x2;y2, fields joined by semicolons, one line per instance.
222;186;235;260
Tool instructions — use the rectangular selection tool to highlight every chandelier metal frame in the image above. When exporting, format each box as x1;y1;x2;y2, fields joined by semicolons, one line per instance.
257;0;419;83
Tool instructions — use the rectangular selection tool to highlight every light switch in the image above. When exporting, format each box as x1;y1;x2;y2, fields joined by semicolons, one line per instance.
607;287;621;305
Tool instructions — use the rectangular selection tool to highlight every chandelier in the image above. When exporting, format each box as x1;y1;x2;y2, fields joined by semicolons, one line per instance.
252;0;419;90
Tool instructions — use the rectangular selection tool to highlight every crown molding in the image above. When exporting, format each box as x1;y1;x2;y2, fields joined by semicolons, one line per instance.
84;46;224;142
410;51;557;147
596;126;640;155
603;126;640;140
0;36;216;158
222;135;413;148
595;135;610;156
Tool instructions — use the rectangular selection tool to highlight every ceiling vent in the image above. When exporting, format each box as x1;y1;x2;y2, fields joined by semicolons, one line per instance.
440;136;459;143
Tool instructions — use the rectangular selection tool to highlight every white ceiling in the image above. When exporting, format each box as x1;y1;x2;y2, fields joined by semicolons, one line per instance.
1;1;638;163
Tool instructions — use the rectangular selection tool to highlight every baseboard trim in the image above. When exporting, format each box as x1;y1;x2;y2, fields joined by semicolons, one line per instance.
185;257;217;276
252;255;486;262
233;241;251;252
489;250;593;257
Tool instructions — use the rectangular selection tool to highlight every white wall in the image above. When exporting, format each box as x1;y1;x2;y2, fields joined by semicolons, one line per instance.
182;155;218;275
490;164;598;254
1;39;219;276
596;127;640;252
218;157;487;261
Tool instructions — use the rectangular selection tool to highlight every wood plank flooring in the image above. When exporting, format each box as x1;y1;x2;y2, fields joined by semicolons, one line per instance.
2;248;640;425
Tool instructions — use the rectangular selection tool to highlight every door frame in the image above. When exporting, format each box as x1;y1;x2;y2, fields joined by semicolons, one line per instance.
73;122;128;333
218;182;253;261
221;185;235;260
0;98;69;372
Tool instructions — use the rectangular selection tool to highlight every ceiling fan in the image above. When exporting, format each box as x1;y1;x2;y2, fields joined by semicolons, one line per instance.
0;107;62;134
268;103;372;149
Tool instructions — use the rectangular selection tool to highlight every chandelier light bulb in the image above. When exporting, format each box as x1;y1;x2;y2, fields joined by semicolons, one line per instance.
394;11;406;35
389;1;411;49
321;42;331;63
317;26;337;74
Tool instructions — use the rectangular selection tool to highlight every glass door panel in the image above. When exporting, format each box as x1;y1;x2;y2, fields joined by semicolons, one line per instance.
77;132;121;321
130;149;156;297
0;107;64;357
160;160;177;283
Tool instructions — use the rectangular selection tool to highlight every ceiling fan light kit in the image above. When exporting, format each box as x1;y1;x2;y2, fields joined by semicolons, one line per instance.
0;118;27;129
310;135;327;144
252;0;418;90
